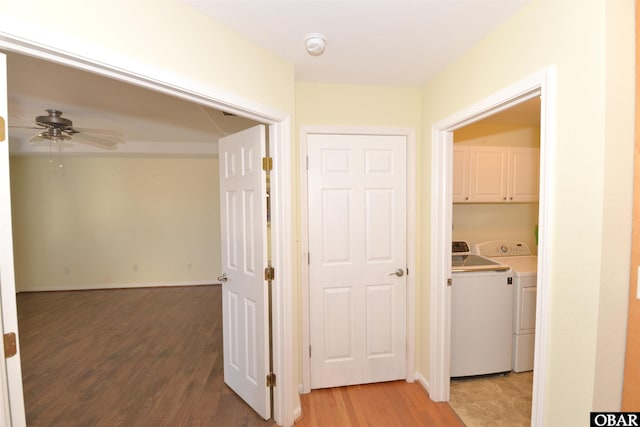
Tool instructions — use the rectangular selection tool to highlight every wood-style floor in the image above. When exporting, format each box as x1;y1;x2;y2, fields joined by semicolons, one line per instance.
18;285;272;426
296;381;463;426
17;285;462;426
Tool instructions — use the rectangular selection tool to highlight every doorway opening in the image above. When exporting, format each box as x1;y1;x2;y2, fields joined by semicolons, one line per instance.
428;68;555;427
448;96;540;426
0;38;294;426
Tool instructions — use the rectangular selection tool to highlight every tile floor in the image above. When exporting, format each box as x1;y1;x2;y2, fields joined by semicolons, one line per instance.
449;371;533;427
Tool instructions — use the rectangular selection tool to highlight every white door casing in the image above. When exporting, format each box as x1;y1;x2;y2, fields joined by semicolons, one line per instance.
219;125;270;419
429;68;555;427
0;51;26;426
308;134;407;389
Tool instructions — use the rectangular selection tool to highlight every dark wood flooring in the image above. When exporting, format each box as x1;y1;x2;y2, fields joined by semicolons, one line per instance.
17;285;462;427
17;285;274;427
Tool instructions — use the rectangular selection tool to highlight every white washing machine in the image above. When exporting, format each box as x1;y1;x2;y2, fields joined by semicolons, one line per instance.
451;241;513;377
474;241;538;373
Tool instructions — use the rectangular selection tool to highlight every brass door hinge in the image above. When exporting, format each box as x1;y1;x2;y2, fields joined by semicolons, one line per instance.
0;117;5;142
4;333;16;358
262;157;273;171
264;266;275;281
266;372;276;387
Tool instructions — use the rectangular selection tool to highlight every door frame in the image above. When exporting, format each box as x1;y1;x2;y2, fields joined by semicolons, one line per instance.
622;0;640;406
0;52;21;426
299;126;416;393
428;67;556;427
0;37;296;425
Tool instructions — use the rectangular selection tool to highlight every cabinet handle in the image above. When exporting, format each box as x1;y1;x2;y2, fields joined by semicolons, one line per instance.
503;197;507;201
465;197;469;201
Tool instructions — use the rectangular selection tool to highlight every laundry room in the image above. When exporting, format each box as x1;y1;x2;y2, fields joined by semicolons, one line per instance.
451;97;541;252
448;96;541;426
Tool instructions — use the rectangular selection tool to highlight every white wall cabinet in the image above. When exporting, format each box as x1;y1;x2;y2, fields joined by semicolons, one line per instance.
452;145;470;202
453;145;539;203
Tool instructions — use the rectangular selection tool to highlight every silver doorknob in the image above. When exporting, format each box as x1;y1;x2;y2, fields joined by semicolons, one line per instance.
217;273;228;283
389;268;405;277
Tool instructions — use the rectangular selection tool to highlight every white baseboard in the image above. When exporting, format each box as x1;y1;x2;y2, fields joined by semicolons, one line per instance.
415;372;431;396
17;280;221;293
292;406;302;424
293;385;304;425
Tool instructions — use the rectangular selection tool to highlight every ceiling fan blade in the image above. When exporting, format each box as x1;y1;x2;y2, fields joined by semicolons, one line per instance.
7;115;49;135
72;127;124;137
26;133;71;146
8;113;37;123
9;124;46;130
27;138;73;148
71;132;119;148
27;134;47;143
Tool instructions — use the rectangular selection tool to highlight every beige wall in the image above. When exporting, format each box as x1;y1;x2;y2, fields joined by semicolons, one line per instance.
0;1;294;113
452;203;539;254
296;83;422;129
9;156;221;291
593;0;636;410
420;1;634;425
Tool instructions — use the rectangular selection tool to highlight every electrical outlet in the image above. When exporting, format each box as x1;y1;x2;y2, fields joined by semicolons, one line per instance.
188;263;192;271
133;264;139;272
64;267;70;275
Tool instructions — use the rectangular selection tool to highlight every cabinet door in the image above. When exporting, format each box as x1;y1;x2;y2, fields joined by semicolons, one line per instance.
452;145;469;202
468;146;508;202
508;147;540;202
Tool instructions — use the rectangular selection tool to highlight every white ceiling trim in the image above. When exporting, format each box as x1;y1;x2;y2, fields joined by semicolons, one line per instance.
9;140;219;157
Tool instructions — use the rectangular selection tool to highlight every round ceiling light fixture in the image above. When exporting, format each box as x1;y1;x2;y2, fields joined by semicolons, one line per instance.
305;33;327;56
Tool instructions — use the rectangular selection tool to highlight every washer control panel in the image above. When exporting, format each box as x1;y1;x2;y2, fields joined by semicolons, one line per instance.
473;241;532;257
452;241;471;254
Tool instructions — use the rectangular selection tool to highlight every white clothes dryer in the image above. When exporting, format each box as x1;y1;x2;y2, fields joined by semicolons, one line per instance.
473;241;538;373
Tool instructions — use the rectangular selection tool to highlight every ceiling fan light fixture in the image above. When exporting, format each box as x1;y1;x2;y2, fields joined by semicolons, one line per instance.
39;128;71;141
305;33;327;56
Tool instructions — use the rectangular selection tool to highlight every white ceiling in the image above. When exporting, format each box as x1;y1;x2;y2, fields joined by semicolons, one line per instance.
185;0;531;87
5;0;537;155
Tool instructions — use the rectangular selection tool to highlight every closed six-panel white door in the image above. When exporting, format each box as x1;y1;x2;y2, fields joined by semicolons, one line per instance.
308;134;407;389
219;125;270;419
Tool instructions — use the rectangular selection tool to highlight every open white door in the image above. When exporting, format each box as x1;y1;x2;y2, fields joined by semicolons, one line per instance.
0;52;27;425
218;124;271;420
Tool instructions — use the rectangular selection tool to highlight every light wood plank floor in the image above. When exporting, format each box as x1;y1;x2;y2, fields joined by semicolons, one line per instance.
17;286;462;426
296;381;463;426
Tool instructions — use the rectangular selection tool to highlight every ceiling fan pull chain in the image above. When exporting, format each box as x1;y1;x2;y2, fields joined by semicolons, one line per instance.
57;141;63;168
